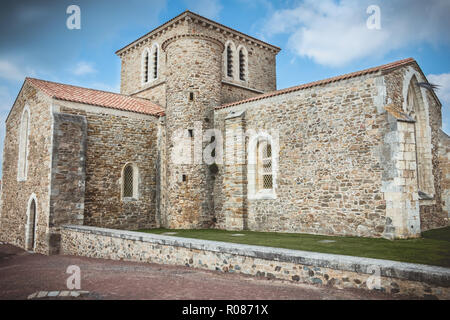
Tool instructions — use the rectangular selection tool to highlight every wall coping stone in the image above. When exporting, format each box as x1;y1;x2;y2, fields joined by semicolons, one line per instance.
62;224;450;287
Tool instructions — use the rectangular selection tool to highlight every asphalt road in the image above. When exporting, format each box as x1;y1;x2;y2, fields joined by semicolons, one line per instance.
0;244;407;300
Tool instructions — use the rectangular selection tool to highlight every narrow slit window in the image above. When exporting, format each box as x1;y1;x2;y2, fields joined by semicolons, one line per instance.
18;108;30;180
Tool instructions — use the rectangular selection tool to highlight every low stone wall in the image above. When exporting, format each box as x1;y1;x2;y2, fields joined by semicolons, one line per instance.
61;225;450;299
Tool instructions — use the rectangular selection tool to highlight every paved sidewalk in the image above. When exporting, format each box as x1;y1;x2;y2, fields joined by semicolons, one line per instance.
0;244;409;300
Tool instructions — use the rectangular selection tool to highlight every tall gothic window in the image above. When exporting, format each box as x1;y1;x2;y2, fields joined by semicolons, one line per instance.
18;106;30;181
122;163;138;199
405;76;435;197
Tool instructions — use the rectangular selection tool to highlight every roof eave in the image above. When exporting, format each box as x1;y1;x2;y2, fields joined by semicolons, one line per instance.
115;10;281;56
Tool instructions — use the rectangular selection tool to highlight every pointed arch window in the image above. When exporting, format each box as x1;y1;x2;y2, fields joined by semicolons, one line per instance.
18;106;30;181
405;76;435;198
224;41;236;79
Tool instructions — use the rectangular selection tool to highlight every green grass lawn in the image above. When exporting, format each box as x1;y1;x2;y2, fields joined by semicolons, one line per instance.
137;226;450;268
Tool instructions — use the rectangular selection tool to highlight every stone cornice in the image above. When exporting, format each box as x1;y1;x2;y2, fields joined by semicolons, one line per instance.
115;10;280;57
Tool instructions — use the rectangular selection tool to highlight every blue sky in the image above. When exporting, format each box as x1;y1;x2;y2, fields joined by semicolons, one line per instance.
1;0;450;178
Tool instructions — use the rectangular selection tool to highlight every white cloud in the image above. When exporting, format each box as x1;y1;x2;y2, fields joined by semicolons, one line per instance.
263;0;450;67
427;73;450;133
0;59;35;82
183;0;223;19
71;61;97;76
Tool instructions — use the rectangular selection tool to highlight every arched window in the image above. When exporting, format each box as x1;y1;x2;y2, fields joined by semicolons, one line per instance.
142;48;150;84
238;46;248;81
122;163;138;200
18;106;30;181
224;41;236;79
248;133;277;200
152;44;158;80
405;76;434;197
227;45;233;78
257;140;273;191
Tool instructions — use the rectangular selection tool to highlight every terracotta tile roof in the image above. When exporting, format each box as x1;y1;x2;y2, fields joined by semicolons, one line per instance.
217;58;416;110
27;78;165;117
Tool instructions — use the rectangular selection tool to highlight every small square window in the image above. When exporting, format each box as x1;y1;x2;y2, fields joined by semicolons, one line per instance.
189;92;194;101
188;129;194;138
182;174;187;182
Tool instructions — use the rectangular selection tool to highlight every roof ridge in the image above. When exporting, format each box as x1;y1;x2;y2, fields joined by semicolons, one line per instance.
115;10;280;55
217;58;416;110
27;77;128;99
26;77;164;117
27;77;162;105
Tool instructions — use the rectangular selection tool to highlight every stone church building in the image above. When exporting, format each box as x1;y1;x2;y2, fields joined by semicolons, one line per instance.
0;11;449;255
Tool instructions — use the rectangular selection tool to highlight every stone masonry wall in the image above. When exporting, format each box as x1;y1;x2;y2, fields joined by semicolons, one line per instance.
48;112;87;253
189;21;277;94
215;74;387;237
221;82;262;105
383;64;447;231
0;82;53;254
163;35;222;229
119;15;278;103
119;22;188;96
55;101;159;231
380;115;421;239
439;130;450;218
222;113;248;230
131;82;166;108
61;225;450;299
